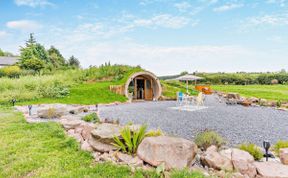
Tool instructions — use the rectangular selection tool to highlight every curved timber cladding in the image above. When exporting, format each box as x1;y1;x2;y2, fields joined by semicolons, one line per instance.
124;71;162;101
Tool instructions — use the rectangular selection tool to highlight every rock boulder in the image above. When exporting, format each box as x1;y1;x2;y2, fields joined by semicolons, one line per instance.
280;148;288;165
231;149;256;178
137;136;197;170
254;162;288;178
201;146;233;171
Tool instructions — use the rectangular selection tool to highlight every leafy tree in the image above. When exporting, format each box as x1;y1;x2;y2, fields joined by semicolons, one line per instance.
180;71;189;75
26;33;36;47
20;57;45;74
0;49;5;56
68;56;80;68
47;46;66;68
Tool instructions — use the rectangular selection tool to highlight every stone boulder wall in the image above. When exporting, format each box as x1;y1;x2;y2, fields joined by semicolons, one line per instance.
231;149;257;178
280;148;288;165
37;105;68;118
89;123;122;152
254;162;288;178
60;119;84;130
137;136;197;170
227;93;240;100
201;146;234;171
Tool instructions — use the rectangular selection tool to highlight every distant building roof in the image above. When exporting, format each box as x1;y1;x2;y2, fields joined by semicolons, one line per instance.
0;56;19;66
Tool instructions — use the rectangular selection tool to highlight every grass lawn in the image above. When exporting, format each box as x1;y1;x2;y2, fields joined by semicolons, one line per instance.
213;85;288;101
161;81;198;99
0;108;205;178
18;82;127;105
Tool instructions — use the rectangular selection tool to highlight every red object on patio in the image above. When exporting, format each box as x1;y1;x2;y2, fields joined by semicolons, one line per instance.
195;85;213;95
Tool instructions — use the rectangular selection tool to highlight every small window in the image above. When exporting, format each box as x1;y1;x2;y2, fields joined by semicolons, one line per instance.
146;80;151;89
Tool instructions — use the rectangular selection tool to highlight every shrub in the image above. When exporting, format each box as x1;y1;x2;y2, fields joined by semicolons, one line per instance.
274;140;288;155
194;130;226;150
82;113;99;123
113;125;147;154
145;129;163;137
1;66;21;78
37;81;70;98
239;143;263;161
45;108;61;119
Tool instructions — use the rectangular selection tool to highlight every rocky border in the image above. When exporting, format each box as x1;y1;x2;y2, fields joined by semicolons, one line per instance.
16;104;288;178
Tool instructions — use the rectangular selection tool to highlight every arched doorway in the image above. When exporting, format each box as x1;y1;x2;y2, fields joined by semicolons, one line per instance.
124;71;162;101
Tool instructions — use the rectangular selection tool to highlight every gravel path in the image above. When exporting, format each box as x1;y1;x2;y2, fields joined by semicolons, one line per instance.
99;95;288;146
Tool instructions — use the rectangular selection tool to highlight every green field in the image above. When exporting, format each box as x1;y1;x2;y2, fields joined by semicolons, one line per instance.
19;82;127;105
213;85;288;101
0;108;205;178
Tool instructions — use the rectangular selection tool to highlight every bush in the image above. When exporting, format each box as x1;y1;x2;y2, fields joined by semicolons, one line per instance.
113;125;147;154
0;66;21;78
239;143;263;161
82;113;99;123
37;81;70;98
194;130;226;150
145;129;163;137
274;140;288;155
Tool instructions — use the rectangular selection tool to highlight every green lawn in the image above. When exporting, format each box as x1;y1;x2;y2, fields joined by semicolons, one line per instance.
0;108;205;178
161;81;198;99
213;85;288;101
19;82;127;105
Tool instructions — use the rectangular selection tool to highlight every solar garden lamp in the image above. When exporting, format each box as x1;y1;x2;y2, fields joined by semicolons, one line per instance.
95;104;98;112
263;140;274;161
11;99;16;106
28;105;33;116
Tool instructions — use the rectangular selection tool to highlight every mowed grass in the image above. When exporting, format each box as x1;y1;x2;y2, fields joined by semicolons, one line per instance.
0;108;205;178
19;82;127;105
213;85;288;101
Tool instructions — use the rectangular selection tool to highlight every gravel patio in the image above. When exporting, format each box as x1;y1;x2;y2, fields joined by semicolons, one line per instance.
99;95;288;146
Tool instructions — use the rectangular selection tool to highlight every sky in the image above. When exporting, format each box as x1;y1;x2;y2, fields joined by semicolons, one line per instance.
0;0;288;75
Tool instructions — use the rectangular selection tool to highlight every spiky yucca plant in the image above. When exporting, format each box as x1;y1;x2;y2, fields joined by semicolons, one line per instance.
113;124;147;154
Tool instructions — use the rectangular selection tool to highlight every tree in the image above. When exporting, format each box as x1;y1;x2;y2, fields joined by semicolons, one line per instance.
26;33;36;47
0;49;5;56
20;57;45;74
180;71;189;75
47;46;66;68
68;56;80;68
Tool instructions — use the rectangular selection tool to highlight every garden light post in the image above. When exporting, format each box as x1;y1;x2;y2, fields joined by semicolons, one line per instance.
95;104;98;112
11;99;16;106
263;140;274;161
28;105;33;116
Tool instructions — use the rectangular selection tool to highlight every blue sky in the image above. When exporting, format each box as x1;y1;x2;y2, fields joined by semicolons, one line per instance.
0;0;288;75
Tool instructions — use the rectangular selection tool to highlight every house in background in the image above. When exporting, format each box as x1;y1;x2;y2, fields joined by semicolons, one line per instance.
0;56;19;68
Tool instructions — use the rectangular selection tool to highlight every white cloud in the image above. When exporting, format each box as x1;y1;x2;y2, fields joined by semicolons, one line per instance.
213;3;244;12
79;43;252;75
243;13;288;29
174;2;192;12
6;20;42;31
14;0;54;8
0;31;9;39
134;14;192;29
266;0;286;7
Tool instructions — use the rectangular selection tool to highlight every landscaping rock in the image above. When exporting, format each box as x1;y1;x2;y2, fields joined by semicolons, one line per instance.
137;136;197;170
201;146;233;171
231;149;256;178
280;148;288;165
116;152;143;167
75;123;95;141
227;93;240;100
91;123;121;144
248;97;259;103
81;140;93;152
88;138;117;152
60;119;83;130
254;162;288;178
37;105;67;118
